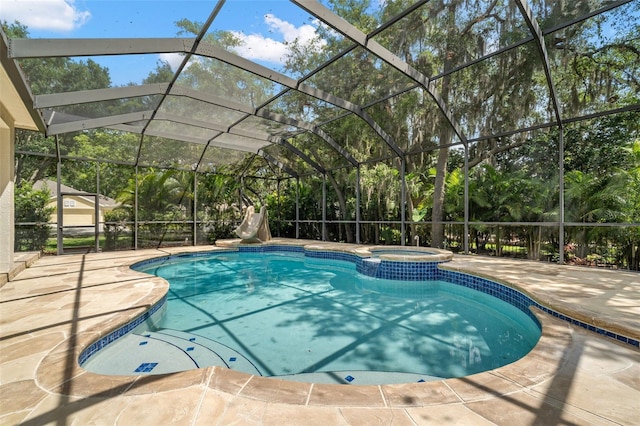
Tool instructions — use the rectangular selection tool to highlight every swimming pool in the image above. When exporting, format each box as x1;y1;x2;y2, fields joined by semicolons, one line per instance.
83;247;541;383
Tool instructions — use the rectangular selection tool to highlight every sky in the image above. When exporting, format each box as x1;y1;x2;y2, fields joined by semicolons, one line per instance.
0;0;328;85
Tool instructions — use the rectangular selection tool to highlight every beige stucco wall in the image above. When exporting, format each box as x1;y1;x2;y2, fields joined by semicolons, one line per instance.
46;196;115;226
0;114;15;274
2;38;42;274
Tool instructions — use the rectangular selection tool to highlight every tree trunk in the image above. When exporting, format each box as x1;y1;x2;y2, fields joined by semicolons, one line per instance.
326;172;354;243
431;43;454;249
527;226;542;260
406;193;416;243
495;226;502;256
431;144;449;248
376;196;383;244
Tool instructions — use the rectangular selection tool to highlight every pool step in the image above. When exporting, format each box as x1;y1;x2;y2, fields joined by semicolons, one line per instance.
81;333;201;375
138;331;229;369
149;329;262;376
82;330;262;376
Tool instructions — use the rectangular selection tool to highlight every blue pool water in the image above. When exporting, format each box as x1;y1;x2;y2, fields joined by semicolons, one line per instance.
132;251;540;380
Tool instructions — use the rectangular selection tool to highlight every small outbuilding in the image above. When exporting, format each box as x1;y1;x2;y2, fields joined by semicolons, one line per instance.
33;180;119;231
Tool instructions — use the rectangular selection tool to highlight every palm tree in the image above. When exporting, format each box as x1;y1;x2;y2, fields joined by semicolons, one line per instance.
115;168;193;247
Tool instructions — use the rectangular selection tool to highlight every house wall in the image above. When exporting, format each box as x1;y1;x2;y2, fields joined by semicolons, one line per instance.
46;196;113;226
0;114;15;275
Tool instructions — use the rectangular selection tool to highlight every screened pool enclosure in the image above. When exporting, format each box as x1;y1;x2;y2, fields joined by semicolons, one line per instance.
3;0;639;269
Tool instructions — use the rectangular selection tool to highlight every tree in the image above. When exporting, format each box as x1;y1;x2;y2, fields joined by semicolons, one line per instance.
616;139;640;269
114;168;195;247
3;21;112;186
14;182;54;252
564;112;639;264
117;168;191;220
197;173;242;241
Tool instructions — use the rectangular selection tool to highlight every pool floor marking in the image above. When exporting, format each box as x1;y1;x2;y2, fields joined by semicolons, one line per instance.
149;329;262;376
134;363;158;373
142;331;228;369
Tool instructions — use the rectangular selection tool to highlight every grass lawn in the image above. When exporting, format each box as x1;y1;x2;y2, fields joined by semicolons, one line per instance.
45;236;106;252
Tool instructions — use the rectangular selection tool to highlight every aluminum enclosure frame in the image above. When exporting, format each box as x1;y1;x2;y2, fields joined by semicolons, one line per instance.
3;0;640;256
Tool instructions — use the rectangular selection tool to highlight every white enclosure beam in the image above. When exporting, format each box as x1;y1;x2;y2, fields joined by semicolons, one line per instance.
47;111;154;135
293;0;467;146
35;84;169;108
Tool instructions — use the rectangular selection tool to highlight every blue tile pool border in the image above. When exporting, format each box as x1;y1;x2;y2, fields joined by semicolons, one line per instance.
439;268;638;348
78;294;167;366
81;246;637;367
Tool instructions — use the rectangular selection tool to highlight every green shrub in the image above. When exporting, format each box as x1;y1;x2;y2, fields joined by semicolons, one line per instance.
14;182;54;252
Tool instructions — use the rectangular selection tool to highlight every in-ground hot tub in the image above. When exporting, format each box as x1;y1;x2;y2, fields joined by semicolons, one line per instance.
358;245;453;261
336;245;454;280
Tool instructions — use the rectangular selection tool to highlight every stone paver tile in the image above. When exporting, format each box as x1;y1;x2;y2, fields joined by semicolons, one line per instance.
49;371;138;398
117;386;204;425
36;350;87;391
340;407;415;425
611;362;640;391
444;372;524;402
529;367;640;425
202;394;268;425
25;394;134;426
405;403;495;425
466;389;617;426
17;392;88;426
525;330;573;366
493;356;559;389
262;404;346;426
192;388;234;425
208;367;252;395
0;306;67;335
380;381;460;407
307;384;386;407
0;410;32;426
563;330;640;376
0;380;48;414
239;376;311;405
60;397;134;426
0;351;48;384
124;369;209;395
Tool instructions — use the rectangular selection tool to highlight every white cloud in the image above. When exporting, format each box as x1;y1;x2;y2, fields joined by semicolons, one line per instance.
230;14;326;65
230;32;290;64
0;0;90;32
158;15;323;71
159;52;186;71
264;14;317;45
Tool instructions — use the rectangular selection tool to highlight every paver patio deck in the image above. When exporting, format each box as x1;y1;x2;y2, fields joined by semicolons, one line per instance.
1;240;639;425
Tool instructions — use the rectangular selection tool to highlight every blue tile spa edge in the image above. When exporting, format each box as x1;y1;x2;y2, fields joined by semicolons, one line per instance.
80;246;637;368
